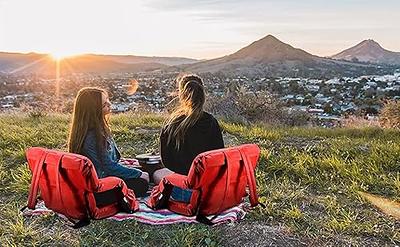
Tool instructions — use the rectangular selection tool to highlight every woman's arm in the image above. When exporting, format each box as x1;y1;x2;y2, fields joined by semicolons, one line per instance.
160;127;175;169
83;131;143;180
106;161;143;180
82;134;105;177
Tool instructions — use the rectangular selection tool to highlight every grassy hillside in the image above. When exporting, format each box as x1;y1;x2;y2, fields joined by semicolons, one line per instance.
1;113;399;246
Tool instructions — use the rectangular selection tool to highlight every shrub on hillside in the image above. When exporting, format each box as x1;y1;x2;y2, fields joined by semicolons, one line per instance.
342;115;380;128
20;102;49;118
205;85;310;126
19;97;75;115
379;100;400;129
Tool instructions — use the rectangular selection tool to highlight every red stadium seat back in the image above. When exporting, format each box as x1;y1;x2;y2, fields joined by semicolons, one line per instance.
188;144;260;215
147;144;261;217
26;147;139;224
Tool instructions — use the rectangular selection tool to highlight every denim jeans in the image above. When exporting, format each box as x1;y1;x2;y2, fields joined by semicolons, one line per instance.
171;186;192;203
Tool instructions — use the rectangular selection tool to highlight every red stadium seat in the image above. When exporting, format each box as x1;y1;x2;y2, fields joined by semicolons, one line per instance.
147;144;262;223
25;147;139;227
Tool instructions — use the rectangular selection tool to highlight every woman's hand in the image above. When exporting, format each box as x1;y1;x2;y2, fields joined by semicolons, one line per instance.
140;171;150;182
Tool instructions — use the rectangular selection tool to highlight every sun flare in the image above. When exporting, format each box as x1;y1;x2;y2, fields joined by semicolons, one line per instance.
49;51;79;60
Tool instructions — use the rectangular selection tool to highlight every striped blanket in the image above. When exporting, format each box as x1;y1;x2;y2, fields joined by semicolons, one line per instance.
22;199;246;226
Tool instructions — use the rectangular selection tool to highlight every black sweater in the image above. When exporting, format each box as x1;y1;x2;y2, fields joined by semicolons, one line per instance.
160;112;224;175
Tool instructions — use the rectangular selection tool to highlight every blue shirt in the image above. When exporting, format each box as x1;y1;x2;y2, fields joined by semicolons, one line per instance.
82;130;142;180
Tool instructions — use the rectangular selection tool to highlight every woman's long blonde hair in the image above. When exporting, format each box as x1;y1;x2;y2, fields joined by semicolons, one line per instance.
165;74;205;149
68;87;111;155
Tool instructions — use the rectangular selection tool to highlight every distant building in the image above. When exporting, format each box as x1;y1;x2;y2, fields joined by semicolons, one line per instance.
308;108;324;114
1;104;14;109
111;103;130;113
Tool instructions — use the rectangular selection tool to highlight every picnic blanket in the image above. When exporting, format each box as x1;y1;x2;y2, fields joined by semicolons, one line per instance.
22;198;247;226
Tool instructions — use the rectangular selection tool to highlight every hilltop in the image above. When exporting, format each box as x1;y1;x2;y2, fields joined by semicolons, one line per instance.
332;39;400;65
1;113;400;246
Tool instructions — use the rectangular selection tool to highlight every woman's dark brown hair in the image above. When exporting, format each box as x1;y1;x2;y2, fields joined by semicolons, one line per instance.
68;87;111;155
165;74;205;149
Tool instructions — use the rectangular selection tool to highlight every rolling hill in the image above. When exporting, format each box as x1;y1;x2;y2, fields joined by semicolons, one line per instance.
331;39;400;65
0;52;198;75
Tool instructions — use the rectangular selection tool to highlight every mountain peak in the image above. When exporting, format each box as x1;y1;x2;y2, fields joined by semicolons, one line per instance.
331;39;400;64
259;34;281;43
358;39;383;49
226;34;314;62
250;34;289;47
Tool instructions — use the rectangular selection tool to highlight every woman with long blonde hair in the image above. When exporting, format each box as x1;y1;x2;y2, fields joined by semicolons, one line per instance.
154;74;224;187
68;87;149;199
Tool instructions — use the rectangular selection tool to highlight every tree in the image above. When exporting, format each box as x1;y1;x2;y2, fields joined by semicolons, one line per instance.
364;88;376;98
380;100;400;129
323;103;333;114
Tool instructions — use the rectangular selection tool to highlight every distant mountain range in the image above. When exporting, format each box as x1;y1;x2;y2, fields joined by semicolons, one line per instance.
1;35;399;77
103;54;198;66
0;52;198;75
180;35;397;77
331;39;400;65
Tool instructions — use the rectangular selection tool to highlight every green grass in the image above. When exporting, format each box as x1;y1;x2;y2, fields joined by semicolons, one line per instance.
1;113;400;246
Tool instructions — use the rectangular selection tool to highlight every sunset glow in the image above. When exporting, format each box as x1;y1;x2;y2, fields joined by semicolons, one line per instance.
49;51;79;61
0;0;399;59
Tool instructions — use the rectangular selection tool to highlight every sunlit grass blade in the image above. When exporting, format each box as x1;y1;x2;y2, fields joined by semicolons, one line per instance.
358;191;400;220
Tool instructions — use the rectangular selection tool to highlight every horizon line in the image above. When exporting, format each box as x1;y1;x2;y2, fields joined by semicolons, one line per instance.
0;35;396;61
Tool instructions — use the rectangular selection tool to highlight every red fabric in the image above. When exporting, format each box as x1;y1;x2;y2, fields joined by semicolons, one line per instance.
119;158;140;167
147;144;261;216
26;147;139;221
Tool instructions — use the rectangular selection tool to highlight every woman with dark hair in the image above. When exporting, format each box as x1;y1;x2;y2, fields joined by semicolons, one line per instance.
154;74;224;185
68;87;149;198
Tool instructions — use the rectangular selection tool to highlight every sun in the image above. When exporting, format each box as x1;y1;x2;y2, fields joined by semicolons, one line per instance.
49;50;79;60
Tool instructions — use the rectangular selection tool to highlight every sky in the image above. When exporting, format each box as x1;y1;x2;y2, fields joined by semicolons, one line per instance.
0;0;399;59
